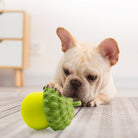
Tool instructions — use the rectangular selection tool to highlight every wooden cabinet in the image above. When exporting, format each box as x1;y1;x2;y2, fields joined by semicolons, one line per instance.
0;10;31;87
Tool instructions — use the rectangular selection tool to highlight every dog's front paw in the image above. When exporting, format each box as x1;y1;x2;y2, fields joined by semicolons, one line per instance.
86;99;101;107
43;82;63;96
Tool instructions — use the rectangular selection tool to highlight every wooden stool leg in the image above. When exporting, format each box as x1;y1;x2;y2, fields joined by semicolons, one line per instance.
20;70;24;86
14;69;24;87
14;69;21;87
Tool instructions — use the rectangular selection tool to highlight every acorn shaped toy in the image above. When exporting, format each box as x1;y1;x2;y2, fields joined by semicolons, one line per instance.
21;87;81;130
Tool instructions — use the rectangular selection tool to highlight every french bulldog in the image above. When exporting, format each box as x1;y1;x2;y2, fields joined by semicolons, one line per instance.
44;27;119;107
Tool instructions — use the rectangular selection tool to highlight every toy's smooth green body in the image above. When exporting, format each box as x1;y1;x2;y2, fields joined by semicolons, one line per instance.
43;88;81;130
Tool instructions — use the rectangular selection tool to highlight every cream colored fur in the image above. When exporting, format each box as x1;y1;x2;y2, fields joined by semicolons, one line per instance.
45;27;119;107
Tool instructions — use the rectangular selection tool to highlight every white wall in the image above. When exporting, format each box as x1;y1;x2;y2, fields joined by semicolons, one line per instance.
0;0;138;87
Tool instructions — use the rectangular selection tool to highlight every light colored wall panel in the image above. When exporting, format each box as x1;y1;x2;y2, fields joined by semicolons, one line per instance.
0;40;23;66
0;12;23;38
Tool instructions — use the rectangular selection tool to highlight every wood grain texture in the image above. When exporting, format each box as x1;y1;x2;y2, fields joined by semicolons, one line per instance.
0;88;138;138
14;69;24;87
0;10;25;13
20;70;24;87
0;66;23;69
14;69;21;87
22;11;31;68
0;87;81;138
56;98;138;138
0;38;23;41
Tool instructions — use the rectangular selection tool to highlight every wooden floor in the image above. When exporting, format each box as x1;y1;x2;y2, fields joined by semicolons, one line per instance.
0;87;138;138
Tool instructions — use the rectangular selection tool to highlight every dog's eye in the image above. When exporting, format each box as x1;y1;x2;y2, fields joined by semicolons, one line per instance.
87;75;97;81
64;69;70;76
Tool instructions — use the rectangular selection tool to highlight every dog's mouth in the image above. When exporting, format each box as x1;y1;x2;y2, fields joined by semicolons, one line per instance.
64;93;81;102
72;96;80;101
63;84;89;104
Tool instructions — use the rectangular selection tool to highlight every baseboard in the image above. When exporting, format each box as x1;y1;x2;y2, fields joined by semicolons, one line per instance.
0;71;54;87
0;71;138;88
26;74;138;88
113;75;138;89
24;73;54;87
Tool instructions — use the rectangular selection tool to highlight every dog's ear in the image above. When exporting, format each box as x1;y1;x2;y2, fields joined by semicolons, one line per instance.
98;38;119;66
56;27;77;52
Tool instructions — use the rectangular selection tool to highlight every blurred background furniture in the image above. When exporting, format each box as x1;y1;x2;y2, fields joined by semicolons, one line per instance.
0;10;30;87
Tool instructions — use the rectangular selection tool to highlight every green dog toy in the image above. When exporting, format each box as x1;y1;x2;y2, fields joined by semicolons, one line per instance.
21;88;81;130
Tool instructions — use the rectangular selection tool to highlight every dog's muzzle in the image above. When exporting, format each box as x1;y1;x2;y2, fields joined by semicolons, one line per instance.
70;79;81;90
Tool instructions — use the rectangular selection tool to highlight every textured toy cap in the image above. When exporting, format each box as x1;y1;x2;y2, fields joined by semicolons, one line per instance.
43;88;81;130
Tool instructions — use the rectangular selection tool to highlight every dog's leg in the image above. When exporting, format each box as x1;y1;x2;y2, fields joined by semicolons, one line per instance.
87;93;113;107
43;82;63;96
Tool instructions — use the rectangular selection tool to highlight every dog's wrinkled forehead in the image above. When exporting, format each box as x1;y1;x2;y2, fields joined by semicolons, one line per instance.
62;44;108;75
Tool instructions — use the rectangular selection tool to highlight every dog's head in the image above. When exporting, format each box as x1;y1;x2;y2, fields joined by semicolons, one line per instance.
56;27;119;103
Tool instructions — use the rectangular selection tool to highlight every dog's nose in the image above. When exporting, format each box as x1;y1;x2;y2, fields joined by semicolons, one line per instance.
70;79;81;89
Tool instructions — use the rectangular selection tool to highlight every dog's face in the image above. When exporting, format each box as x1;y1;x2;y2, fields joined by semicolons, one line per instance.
56;27;119;104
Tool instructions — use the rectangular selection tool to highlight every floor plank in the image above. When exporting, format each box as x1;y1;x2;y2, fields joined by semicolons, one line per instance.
0;87;138;138
0;87;41;113
0;105;81;138
0;107;81;138
55;98;138;138
56;106;103;138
